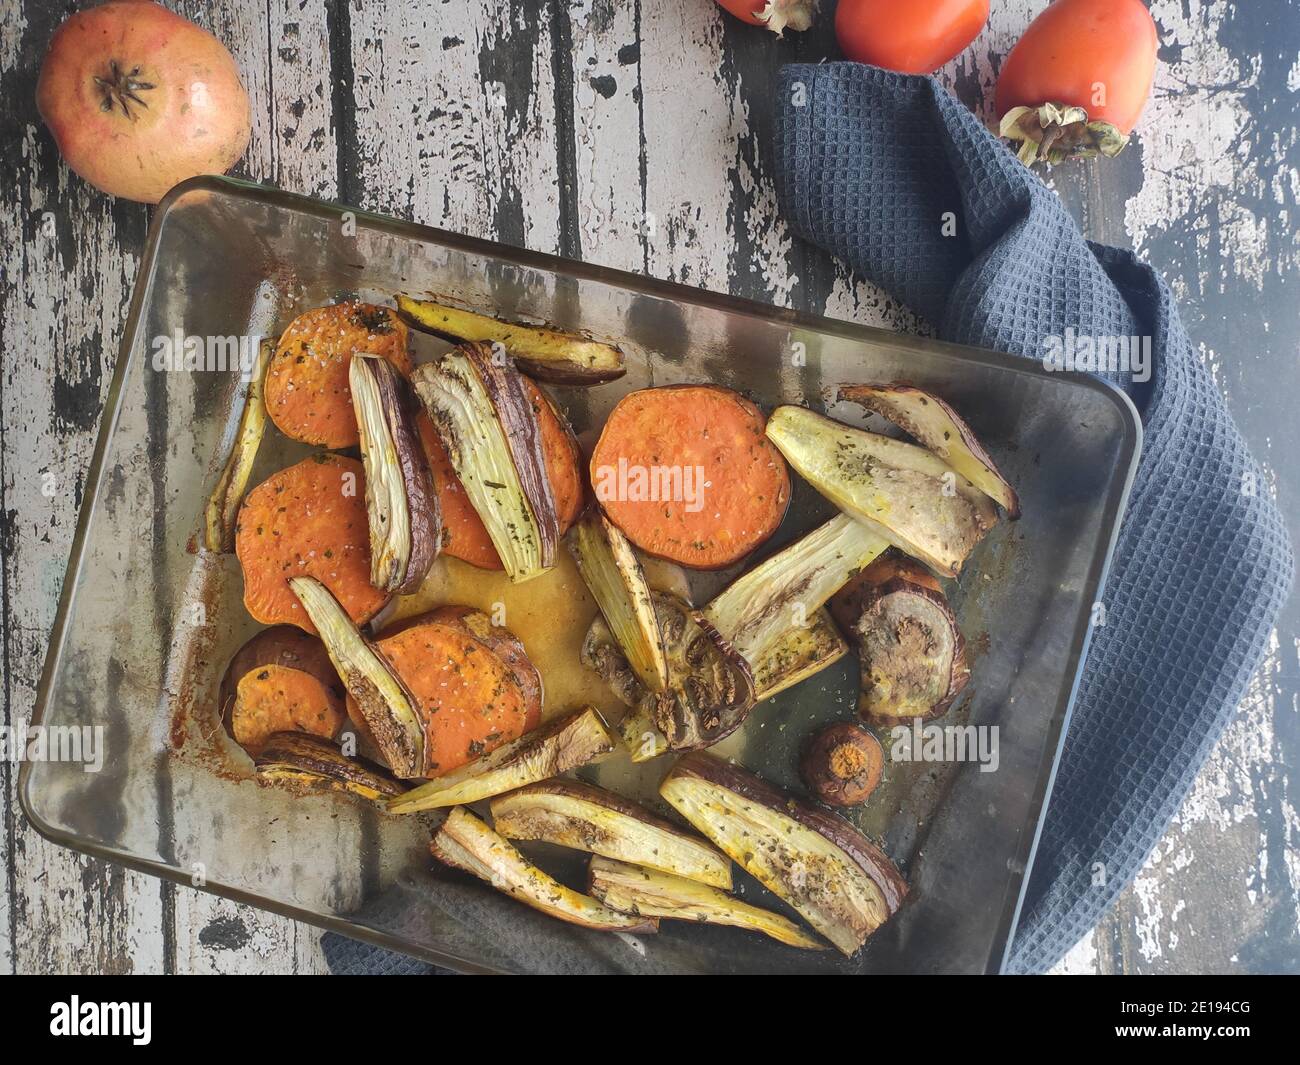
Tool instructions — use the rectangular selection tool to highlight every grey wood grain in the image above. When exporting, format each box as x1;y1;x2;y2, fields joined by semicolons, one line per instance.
0;0;1295;974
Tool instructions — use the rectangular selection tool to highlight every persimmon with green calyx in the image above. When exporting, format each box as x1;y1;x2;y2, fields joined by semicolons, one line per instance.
714;0;817;36
835;0;988;75
36;1;251;203
996;0;1158;166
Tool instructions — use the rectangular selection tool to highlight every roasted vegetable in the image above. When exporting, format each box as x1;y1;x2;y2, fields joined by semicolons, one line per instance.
568;509;669;693
765;406;997;578
590;385;790;569
661;753;907;956
752;608;849;703
580;615;672;762
490;780;732;888
432;808;657;932
801;723;884;807
704;513;889;665
589;857;824;950
398;294;625;385
288;575;426;779
236;454;389;632
526;380;585;533
253;732;406;802
350;354;441;594
837;384;1019;518
204;338;273;553
265;302;412;448
387;706;614;813
218;626;342;731
847;564;970;724
829;551;941;636
411;343;559;583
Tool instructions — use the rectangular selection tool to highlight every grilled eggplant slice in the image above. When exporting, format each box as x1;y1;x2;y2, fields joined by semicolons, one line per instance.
204;338;273;552
801;723;884;807
765;406;997;578
704;513;889;665
579;614;672;762
752;609;849;703
661;753;908;956
588;857;824;950
838;384;1020;518
387;706;614;813
829;551;941;636
411;343;559;583
254;732;406;801
490;780;732;888
431;808;657;933
568;509;670;693
350;353;441;594
397;294;625;385
288;575;426;779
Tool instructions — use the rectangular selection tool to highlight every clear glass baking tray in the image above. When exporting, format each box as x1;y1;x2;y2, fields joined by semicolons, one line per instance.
20;176;1140;974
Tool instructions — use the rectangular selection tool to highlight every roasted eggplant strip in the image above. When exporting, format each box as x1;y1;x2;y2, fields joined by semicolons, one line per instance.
579;614;672;762
704;514;889;665
431;808;657;933
568;509;670;693
765;406;998;578
490;780;732;889
204;338;273;553
588;857;825;950
288;575;426;779
387;706;614;814
254;732;406;802
397;294;625;385
411;343;559;583
751;608;849;703
350;354;441;594
838;384;1020;518
661;753;907;956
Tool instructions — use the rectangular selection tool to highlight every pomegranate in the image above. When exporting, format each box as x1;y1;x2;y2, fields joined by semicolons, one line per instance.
37;1;251;204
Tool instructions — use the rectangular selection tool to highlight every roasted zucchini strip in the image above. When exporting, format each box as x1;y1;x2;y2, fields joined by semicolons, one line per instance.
704;513;889;665
411;343;559;583
397;294;625;384
490;780;732;889
751;608;849;703
387;706;614;813
431;808;657;933
661;753;908;956
588;857;825;950
567;509;670;693
765;406;997;577
204;338;273;552
350;353;441;594
288;575;426;779
254;732;406;802
837;384;1020;518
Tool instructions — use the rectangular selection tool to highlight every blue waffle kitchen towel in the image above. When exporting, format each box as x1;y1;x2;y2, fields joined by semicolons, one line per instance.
772;62;1292;972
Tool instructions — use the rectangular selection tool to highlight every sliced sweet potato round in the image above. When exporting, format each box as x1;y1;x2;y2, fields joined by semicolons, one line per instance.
236;454;388;633
265;302;412;448
230;664;347;755
589;385;790;569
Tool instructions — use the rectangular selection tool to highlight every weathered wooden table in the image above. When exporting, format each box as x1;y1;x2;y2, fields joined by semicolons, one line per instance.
2;1;1296;974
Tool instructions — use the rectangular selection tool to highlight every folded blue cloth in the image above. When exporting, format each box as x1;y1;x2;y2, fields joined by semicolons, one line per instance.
772;62;1293;972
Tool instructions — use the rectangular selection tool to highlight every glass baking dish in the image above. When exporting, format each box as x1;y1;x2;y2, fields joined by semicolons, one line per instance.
20;176;1140;974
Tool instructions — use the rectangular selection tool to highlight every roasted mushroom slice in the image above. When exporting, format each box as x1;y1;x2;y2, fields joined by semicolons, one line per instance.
801;723;884;807
765;406;998;578
838;384;1020;518
253;732;406;802
397;294;625;385
851;571;970;725
204;338;273;552
490;780;732;889
588;857;824;950
349;353;441;594
661;753;908;956
568;509;670;693
411;343;559;583
288;576;426;779
386;706;614;814
431;808;657;933
752;609;849;703
704;513;889;665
